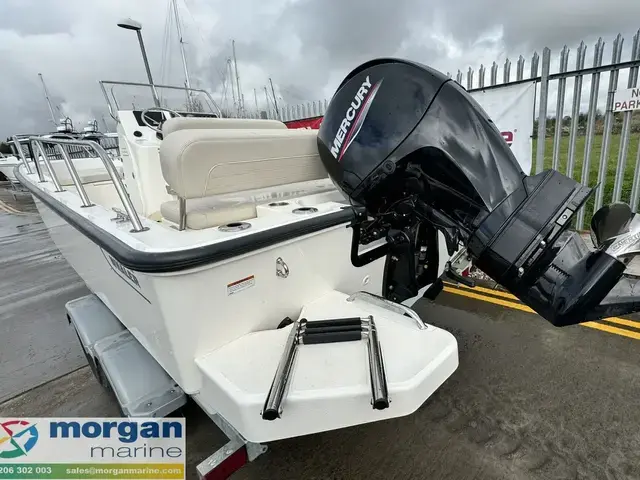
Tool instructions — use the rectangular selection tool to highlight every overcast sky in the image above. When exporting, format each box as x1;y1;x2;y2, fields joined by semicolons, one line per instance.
1;0;640;139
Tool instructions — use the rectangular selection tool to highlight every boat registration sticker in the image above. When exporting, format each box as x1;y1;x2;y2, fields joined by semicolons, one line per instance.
227;275;255;295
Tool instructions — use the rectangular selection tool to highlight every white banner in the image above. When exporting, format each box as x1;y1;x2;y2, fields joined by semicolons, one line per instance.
470;82;536;175
285;81;536;175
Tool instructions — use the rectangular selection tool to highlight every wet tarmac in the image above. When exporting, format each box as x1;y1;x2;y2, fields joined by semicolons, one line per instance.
2;187;640;480
0;188;88;403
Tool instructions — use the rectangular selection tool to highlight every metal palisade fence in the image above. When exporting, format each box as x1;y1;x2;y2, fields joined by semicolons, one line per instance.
258;30;640;230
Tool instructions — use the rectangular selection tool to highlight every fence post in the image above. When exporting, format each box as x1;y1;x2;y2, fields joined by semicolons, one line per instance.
614;29;640;203
531;52;540;78
566;41;587;180
595;33;624;212
535;47;552;174
628;30;640;210
552;45;570;171
576;38;605;229
490;62;498;86
516;56;525;81
503;58;512;84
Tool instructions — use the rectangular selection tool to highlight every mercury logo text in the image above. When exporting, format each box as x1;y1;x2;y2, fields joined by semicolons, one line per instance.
331;76;383;161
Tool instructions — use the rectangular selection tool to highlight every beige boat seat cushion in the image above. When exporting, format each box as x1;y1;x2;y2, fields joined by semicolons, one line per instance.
160;198;257;230
159;128;329;229
49;160;124;186
162;117;286;137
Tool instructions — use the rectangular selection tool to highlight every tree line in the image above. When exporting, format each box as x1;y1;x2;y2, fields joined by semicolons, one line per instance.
533;110;640;137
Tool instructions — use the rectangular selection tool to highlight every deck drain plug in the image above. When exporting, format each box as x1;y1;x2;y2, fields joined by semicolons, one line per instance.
219;222;251;232
292;207;318;214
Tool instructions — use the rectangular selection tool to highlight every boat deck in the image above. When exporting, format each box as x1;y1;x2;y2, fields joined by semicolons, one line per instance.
2;184;640;479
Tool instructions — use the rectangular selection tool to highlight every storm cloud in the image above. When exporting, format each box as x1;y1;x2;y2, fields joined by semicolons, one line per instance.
1;0;639;139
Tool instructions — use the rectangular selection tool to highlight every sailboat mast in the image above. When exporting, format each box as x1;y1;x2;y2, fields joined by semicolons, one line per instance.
264;86;269;111
232;40;243;115
38;73;58;126
269;77;280;120
228;59;237;114
171;0;192;109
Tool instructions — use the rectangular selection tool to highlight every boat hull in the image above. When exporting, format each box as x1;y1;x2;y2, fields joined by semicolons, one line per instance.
0;162;20;182
34;198;386;393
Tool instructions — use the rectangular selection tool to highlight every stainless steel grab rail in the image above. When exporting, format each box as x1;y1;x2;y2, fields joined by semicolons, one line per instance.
56;144;93;208
31;140;63;192
99;80;222;122
27;136;147;232
346;291;427;330
11;136;33;175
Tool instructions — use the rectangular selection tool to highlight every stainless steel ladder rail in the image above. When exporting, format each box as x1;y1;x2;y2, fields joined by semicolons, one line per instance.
27;136;147;232
262;316;390;420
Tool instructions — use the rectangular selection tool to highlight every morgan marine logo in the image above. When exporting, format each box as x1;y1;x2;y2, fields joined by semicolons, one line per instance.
331;76;383;161
0;420;39;459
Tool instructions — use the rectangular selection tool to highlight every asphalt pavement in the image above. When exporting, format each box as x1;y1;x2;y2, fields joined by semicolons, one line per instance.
2;187;640;480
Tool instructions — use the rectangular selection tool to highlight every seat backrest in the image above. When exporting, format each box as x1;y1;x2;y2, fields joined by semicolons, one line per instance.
159;128;328;200
162;117;286;137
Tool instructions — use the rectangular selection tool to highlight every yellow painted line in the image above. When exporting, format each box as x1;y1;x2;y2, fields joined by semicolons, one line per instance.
0;198;33;216
601;316;640;331
447;282;640;331
582;321;640;340
443;285;640;341
0;198;22;213
0;202;15;214
443;286;534;313
0;197;21;212
444;281;519;300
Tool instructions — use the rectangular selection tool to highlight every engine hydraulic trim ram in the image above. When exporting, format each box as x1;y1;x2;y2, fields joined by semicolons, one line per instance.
317;57;640;327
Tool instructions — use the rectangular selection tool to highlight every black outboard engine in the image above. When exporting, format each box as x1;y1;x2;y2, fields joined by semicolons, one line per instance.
317;58;640;327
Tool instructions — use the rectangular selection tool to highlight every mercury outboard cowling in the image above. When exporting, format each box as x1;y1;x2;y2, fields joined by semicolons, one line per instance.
318;58;640;326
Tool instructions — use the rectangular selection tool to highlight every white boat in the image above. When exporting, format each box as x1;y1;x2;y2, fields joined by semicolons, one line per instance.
17;53;640;477
4;119;111;184
15;71;461;475
10;119;123;194
0;152;21;182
